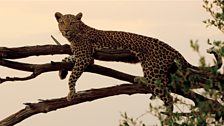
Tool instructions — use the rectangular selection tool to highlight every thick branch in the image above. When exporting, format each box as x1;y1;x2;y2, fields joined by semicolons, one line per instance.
0;59;135;84
0;45;71;59
0;84;148;126
0;44;139;63
1;77;224;126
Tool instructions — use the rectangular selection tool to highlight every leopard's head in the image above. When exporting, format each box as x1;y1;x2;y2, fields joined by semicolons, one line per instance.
55;12;83;40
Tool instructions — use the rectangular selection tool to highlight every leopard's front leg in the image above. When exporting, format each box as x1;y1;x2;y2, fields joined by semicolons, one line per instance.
59;55;76;80
67;55;94;101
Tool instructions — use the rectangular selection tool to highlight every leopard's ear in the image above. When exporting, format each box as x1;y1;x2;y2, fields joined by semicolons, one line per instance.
76;12;83;20
55;12;63;22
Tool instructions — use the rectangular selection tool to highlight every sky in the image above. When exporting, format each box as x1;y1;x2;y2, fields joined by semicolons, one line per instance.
0;0;223;126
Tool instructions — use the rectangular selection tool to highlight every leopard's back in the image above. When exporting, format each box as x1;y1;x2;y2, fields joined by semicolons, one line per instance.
91;30;179;62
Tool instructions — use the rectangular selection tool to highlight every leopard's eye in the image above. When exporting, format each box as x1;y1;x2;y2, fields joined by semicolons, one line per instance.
59;20;65;25
69;22;75;25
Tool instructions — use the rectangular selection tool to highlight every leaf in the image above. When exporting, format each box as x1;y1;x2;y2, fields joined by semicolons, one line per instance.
220;47;224;56
202;20;207;24
213;41;221;46
199;56;206;67
207;39;212;45
204;0;209;5
190;40;199;52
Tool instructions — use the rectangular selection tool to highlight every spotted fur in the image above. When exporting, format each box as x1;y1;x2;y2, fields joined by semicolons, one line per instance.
55;12;197;112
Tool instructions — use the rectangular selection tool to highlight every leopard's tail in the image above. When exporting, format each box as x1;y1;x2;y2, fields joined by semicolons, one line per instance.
176;52;201;71
176;51;219;72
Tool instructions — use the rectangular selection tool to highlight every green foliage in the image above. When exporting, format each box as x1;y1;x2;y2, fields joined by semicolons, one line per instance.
190;40;200;52
190;40;207;67
119;112;146;126
208;39;224;57
203;0;224;33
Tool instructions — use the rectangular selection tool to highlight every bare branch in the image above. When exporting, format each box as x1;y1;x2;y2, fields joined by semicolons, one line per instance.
0;59;135;84
0;44;139;63
0;45;71;59
51;35;61;45
0;73;38;84
1;81;224;126
0;84;149;126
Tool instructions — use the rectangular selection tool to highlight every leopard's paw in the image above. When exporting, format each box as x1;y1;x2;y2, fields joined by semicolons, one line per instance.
134;76;148;85
59;69;68;80
67;90;76;101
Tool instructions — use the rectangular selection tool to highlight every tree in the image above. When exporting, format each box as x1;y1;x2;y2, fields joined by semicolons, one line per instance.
0;1;223;126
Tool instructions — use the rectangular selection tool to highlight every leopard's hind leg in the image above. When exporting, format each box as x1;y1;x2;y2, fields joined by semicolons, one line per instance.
140;56;173;113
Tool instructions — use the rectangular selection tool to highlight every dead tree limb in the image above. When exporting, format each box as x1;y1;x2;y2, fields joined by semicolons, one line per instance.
0;59;135;84
0;84;149;126
0;44;138;63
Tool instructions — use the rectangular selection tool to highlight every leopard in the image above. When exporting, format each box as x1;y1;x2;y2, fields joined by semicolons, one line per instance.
55;12;199;113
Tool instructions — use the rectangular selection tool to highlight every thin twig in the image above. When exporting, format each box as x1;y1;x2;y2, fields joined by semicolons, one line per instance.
51;35;61;45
